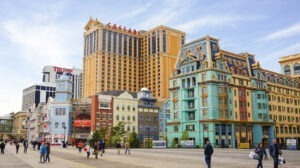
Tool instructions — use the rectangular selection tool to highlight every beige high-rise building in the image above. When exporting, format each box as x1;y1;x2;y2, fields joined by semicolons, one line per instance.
82;17;185;99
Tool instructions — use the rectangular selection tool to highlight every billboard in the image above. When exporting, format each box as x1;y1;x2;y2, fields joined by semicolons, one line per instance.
74;120;91;127
286;139;297;150
152;140;166;148
180;140;194;148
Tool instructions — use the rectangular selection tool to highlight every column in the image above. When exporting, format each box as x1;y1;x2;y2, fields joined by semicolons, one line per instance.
253;125;262;148
225;124;229;147
218;124;222;147
231;124;235;148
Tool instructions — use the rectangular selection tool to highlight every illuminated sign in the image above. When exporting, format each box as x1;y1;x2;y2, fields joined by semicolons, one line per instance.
53;66;73;73
74;120;91;127
106;22;139;35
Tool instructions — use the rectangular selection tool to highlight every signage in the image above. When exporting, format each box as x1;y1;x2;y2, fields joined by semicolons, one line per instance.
74;120;91;127
152;140;166;148
180;140;194;148
286;139;297;150
53;66;73;73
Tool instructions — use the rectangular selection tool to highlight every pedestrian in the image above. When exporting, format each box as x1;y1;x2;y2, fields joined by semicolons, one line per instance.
16;141;20;154
33;141;36;151
45;142;50;163
23;139;28;154
37;141;41;151
99;139;105;157
78;141;83;153
39;142;47;163
84;144;91;159
116;141;121;155
0;141;5;154
269;139;280;168
94;141;99;159
255;143;268;168
204;140;214;168
125;141;130;155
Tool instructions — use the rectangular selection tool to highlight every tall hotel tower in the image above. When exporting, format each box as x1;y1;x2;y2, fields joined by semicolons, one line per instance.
83;17;185;99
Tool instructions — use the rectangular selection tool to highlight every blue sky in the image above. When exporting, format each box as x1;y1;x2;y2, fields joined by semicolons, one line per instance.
0;0;300;116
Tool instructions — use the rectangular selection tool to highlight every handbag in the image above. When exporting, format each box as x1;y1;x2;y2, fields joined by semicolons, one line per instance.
278;156;286;165
249;151;259;160
84;147;87;151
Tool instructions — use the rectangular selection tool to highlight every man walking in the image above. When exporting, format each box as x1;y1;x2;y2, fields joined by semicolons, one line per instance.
125;141;130;155
23;139;28;154
204;141;214;168
269;139;280;168
45;142;50;163
0;141;5;154
16;141;20;154
99;139;105;157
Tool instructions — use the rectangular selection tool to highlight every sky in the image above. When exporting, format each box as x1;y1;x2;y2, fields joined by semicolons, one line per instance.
0;0;300;116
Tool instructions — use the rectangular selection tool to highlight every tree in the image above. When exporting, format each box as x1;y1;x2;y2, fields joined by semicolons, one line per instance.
181;130;189;140
108;122;126;146
129;132;140;148
89;128;106;147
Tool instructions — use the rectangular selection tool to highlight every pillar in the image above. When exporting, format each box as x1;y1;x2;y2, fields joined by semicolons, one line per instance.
225;124;229;147
218;124;222;147
253;125;262;148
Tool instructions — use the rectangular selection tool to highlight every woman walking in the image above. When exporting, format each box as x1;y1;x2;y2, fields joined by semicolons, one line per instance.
255;143;268;168
84;144;91;159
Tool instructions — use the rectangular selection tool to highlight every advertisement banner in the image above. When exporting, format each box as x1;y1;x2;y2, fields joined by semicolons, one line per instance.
74;120;91;127
180;140;194;148
286;139;297;150
152;140;166;148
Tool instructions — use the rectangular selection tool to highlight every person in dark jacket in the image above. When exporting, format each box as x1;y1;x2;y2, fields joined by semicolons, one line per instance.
116;141;121;155
0;141;5;154
45;142;50;163
23;140;28;154
16;141;20;154
204;141;214;168
94;141;99;159
269;139;280;168
99;139;105;157
255;143;268;168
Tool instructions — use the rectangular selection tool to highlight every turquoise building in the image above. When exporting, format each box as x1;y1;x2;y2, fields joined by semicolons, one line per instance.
166;36;274;148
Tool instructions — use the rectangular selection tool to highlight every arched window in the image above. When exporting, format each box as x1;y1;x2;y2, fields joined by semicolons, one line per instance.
284;65;291;75
293;63;300;75
127;116;130;121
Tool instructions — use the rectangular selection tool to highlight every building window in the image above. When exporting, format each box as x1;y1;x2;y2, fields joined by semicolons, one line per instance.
186;125;195;131
203;124;208;131
116;115;119;120
133;116;135;121
203;109;208;117
55;122;58;128
62;122;65;128
203;97;208;106
127;116;130;121
139;115;143;121
174;126;178;132
100;102;109;108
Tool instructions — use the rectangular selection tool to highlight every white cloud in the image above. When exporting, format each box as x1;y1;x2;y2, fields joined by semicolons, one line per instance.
261;22;300;41
0;1;82;116
114;2;153;22
175;15;262;34
259;42;300;72
1;20;82;68
135;0;193;29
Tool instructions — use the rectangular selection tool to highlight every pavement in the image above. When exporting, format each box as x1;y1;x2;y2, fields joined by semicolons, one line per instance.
0;143;299;168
